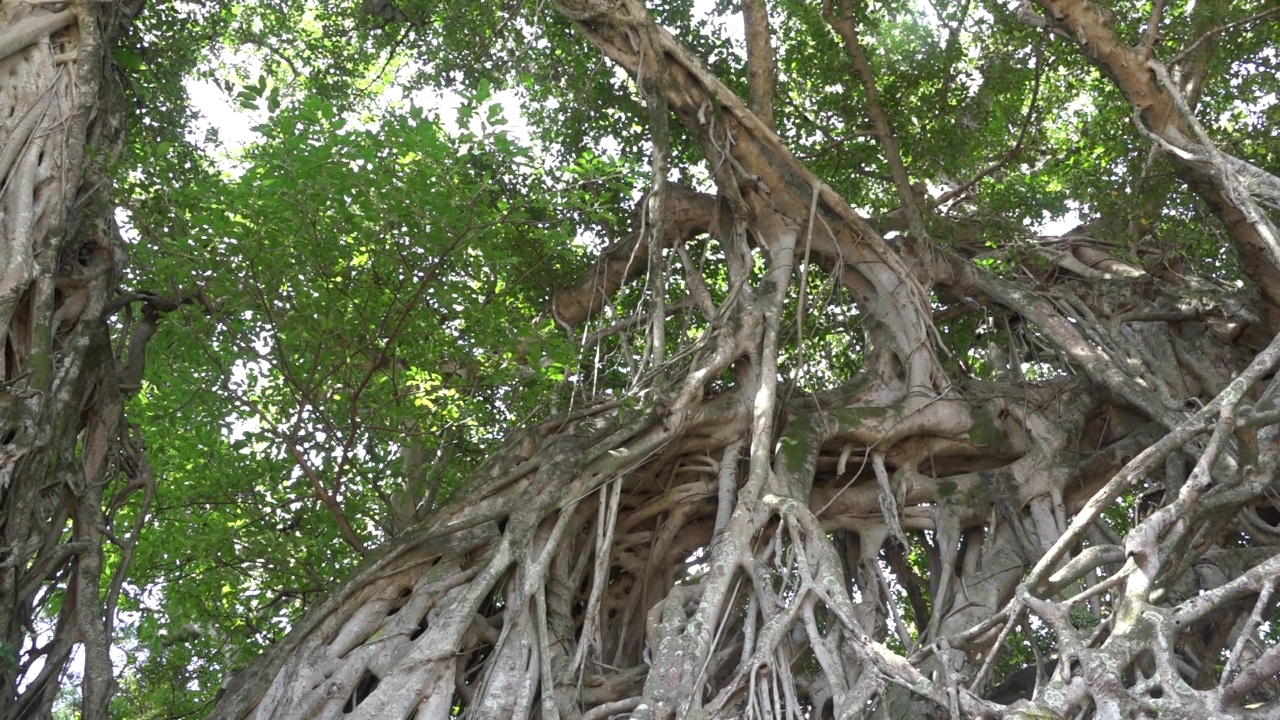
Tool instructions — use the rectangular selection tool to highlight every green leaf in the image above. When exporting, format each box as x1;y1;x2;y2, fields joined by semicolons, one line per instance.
115;48;145;71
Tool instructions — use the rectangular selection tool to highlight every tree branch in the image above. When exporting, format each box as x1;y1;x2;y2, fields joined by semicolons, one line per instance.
741;0;776;130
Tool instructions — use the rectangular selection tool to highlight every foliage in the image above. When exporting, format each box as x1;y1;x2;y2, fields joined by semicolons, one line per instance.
4;0;1278;716
109;6;589;708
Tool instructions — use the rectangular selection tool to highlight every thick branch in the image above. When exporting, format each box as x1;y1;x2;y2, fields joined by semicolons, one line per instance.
1032;0;1280;323
552;185;717;329
741;0;776;130
823;0;928;246
556;0;945;395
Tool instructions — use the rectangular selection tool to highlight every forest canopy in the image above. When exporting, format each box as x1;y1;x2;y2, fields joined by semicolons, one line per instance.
0;0;1278;718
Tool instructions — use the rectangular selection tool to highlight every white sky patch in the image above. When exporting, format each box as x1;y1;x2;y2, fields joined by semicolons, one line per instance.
692;0;744;43
1038;212;1081;236
1220;90;1276;128
187;78;264;153
407;86;534;143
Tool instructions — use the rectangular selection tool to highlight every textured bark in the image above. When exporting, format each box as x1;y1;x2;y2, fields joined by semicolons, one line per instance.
740;0;775;130
0;2;148;718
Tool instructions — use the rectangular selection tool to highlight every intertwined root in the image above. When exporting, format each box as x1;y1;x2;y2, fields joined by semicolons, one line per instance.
212;335;1280;720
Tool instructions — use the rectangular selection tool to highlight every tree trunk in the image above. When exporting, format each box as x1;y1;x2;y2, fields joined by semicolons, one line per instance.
0;2;146;718
206;2;1280;719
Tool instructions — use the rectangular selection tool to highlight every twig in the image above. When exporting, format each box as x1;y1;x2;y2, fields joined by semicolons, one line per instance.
1168;7;1280;67
935;46;1043;208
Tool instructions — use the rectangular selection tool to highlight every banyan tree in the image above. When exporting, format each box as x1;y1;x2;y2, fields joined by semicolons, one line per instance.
3;0;1280;718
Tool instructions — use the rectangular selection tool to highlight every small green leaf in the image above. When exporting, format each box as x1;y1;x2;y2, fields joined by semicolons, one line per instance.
114;48;145;71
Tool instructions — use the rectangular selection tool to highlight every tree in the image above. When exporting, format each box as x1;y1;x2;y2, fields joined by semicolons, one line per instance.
202;0;1280;716
0;2;151;718
4;0;1280;718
